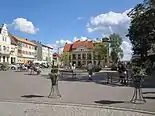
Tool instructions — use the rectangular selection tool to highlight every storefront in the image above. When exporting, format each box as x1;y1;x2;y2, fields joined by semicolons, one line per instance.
0;54;10;63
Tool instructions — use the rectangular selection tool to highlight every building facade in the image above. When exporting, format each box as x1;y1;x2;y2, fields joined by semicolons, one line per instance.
0;23;54;64
31;40;43;61
11;35;37;64
9;34;18;64
32;40;53;63
63;40;106;67
42;44;53;63
0;24;11;63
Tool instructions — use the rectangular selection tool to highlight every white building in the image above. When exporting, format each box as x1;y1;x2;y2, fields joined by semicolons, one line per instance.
42;44;53;63
0;24;11;63
9;34;18;64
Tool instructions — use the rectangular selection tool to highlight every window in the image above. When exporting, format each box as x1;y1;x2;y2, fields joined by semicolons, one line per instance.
78;54;81;59
3;56;5;62
87;53;92;60
7;47;9;52
23;51;25;54
0;45;1;51
3;46;6;51
0;56;1;62
29;46;31;49
82;54;86;59
7;57;9;62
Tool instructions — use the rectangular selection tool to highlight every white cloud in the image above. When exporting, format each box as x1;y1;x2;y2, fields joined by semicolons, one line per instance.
87;8;133;60
87;8;132;37
50;39;72;53
73;36;91;42
12;18;39;34
121;40;132;61
77;17;85;20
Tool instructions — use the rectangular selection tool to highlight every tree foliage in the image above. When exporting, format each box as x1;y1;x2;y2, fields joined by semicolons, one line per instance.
109;33;123;64
62;52;70;66
127;0;155;74
93;42;107;66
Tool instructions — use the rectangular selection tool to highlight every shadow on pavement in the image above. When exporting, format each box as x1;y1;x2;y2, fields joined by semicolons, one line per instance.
21;95;44;98
95;100;125;104
144;97;155;99
143;92;155;94
95;81;125;87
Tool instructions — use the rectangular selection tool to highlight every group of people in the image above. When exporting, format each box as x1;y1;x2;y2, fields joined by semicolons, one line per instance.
67;61;129;84
87;61;129;84
118;62;128;85
27;61;41;75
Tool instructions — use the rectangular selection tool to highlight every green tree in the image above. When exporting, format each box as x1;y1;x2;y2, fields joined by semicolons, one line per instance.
62;52;70;66
127;0;155;63
93;42;107;66
127;0;155;75
109;33;123;64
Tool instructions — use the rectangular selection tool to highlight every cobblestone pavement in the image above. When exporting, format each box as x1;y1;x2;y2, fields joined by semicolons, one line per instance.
0;101;154;116
0;71;155;115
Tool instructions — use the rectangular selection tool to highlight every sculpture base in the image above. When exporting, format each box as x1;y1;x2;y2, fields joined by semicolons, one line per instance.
130;88;146;104
48;85;61;99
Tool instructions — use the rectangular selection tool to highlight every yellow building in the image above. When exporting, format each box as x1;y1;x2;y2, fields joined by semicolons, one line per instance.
11;35;37;64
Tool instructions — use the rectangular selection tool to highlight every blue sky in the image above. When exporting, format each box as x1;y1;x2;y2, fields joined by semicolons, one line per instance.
0;0;143;60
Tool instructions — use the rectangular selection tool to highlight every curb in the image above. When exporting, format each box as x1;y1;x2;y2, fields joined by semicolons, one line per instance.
0;99;155;115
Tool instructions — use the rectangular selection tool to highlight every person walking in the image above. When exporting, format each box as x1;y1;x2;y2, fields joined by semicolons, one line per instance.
118;62;127;85
87;61;93;80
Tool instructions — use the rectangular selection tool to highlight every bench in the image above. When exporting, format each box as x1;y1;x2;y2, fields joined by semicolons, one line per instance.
60;70;76;78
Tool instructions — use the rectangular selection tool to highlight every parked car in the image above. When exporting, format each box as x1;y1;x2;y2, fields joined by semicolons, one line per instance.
11;63;27;70
11;64;18;70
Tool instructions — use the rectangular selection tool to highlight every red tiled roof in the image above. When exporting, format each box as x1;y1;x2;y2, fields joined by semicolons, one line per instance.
63;40;94;52
72;40;93;49
63;43;72;52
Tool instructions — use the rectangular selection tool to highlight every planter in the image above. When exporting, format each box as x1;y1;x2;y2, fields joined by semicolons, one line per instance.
130;75;146;104
48;68;61;98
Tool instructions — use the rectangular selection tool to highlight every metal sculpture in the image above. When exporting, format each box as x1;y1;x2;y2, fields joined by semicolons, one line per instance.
48;66;61;98
130;75;146;104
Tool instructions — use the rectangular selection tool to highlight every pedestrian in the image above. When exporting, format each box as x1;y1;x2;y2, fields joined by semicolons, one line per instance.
118;62;127;85
87;61;93;80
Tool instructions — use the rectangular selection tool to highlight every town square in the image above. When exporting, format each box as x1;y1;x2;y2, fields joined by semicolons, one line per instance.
1;0;155;115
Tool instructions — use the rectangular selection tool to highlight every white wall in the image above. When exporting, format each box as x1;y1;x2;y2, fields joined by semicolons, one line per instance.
0;24;11;63
42;46;53;62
